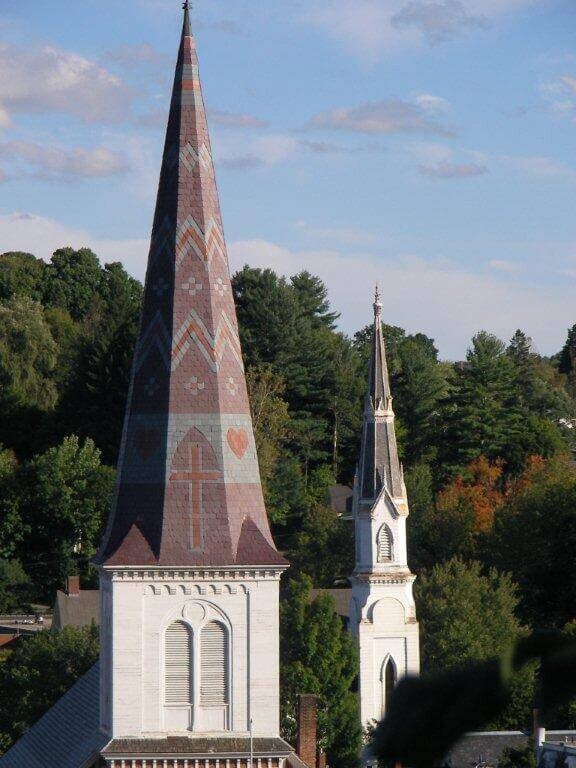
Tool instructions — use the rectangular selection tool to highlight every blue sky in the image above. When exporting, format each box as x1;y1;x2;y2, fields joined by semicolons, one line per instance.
0;0;575;359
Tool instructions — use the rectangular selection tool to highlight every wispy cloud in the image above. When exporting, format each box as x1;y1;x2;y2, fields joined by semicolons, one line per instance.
0;141;130;181
0;42;133;124
295;220;378;246
391;0;489;45
208;109;268;129
419;159;488;178
106;43;170;71
307;97;453;136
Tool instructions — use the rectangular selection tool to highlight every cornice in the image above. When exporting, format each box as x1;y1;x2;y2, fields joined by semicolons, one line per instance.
103;567;286;582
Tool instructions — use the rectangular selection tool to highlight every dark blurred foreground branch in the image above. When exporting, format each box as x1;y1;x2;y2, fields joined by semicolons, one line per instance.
370;631;576;768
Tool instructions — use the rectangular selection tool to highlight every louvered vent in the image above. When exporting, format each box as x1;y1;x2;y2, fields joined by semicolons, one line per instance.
200;621;228;705
165;621;192;705
377;524;393;562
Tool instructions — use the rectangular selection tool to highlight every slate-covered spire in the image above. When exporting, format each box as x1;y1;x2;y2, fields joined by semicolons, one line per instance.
357;287;404;502
96;6;285;567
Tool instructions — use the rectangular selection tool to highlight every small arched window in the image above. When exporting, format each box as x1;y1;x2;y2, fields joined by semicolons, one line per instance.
200;621;229;705
165;621;192;705
381;656;397;717
377;524;393;562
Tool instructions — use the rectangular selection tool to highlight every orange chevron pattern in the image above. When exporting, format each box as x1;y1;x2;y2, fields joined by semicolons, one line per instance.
171;310;243;372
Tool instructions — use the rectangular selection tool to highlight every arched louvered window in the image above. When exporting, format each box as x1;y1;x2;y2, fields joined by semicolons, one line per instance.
165;621;192;705
200;621;229;705
377;524;393;562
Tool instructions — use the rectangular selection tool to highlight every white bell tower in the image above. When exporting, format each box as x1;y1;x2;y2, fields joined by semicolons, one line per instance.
349;288;420;729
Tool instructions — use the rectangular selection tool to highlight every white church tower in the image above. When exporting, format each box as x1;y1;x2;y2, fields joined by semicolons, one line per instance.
350;288;420;729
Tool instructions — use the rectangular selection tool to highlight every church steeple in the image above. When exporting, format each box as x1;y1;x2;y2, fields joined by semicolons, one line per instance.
357;286;404;503
96;3;284;568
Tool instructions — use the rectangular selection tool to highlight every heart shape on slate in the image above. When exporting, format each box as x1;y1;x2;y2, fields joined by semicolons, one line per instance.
227;428;248;459
133;427;161;461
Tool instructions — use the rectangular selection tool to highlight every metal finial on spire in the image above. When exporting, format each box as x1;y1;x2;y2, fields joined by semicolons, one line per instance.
373;283;382;318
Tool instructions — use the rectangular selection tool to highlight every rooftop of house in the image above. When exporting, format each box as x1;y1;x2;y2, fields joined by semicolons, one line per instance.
52;587;99;631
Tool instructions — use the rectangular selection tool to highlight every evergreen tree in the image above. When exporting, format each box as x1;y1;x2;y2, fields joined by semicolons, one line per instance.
280;574;361;768
0;559;32;613
559;323;576;376
290;271;340;330
439;332;525;476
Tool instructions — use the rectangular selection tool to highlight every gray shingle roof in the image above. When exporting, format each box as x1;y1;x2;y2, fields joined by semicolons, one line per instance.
0;662;106;768
52;590;99;630
102;737;293;758
310;588;351;618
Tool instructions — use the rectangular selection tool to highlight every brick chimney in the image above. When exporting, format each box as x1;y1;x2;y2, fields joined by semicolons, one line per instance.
66;575;80;597
296;694;318;768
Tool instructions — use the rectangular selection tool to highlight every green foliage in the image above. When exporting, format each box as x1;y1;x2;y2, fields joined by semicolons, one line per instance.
492;455;576;629
559;323;576;376
0;624;99;755
0;296;58;410
416;558;524;671
0;252;46;304
280;574;361;768
498;745;536;768
0;559;32;613
43;247;103;321
290;503;354;587
6;436;115;598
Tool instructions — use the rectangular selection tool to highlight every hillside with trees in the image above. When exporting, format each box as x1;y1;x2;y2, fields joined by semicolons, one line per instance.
0;248;575;763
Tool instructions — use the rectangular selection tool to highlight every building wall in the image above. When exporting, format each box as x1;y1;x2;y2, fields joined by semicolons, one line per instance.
100;568;283;739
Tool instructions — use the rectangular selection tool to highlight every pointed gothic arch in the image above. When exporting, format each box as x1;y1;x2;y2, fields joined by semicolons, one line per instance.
380;655;397;718
377;523;393;562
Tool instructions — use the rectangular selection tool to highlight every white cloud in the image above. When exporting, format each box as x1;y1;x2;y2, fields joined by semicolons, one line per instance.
0;213;148;279
307;98;453;135
0;141;130;181
228;237;573;359
0;42;133;124
304;0;545;62
500;154;576;179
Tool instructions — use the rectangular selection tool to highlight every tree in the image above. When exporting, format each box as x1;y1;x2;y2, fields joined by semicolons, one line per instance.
416;557;524;672
498;746;536;768
415;557;533;729
439;332;526;476
44;247;103;321
14;436;115;598
290;271;339;330
280;574;361;768
0;252;46;303
0;624;99;755
559;323;576;376
0;296;58;410
0;559;31;613
492;455;576;628
290;502;354;587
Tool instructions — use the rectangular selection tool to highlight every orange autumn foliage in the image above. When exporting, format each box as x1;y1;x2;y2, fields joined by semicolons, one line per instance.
437;456;504;534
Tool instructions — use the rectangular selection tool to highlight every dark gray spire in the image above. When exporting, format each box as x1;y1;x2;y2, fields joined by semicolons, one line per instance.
182;1;191;38
357;287;404;502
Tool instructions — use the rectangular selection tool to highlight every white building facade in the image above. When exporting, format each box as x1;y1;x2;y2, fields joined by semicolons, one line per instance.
350;290;420;729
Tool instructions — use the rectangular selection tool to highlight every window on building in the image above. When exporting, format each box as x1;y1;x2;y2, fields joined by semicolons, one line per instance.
381;656;397;717
200;621;229;705
165;621;192;705
377;524;393;562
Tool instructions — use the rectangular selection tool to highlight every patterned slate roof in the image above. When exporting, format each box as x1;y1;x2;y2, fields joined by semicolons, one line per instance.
96;8;285;569
0;663;105;768
357;288;404;502
102;736;293;757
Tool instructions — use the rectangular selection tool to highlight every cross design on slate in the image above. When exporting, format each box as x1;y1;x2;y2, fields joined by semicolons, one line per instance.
170;443;221;549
